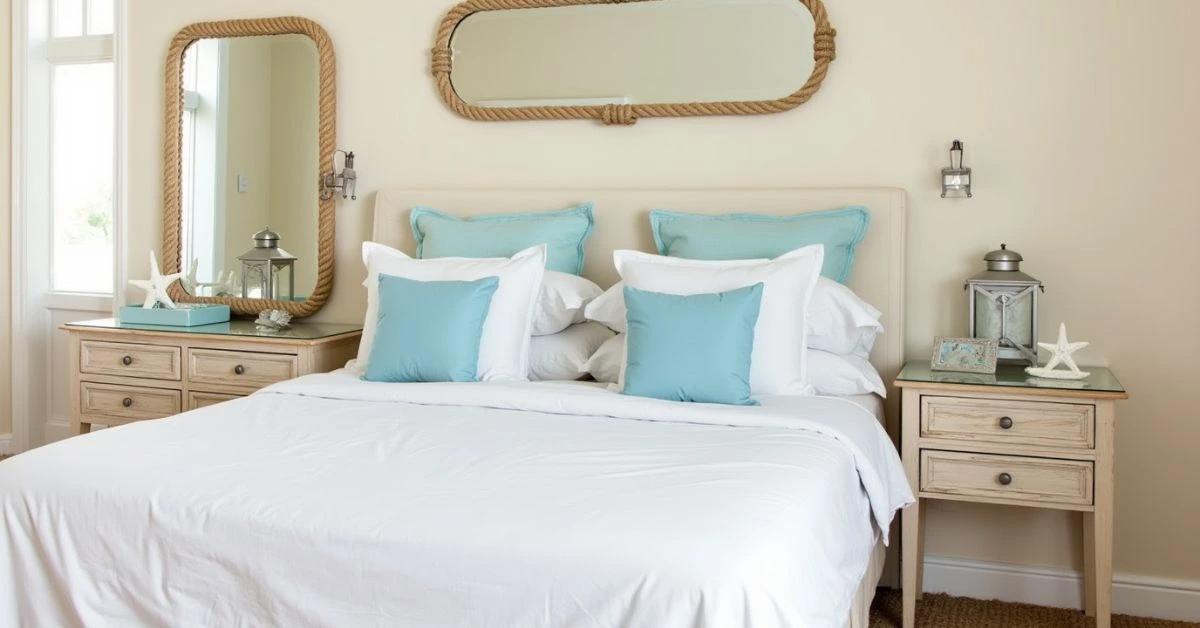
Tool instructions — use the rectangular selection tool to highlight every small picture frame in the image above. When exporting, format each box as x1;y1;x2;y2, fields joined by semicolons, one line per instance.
930;336;999;374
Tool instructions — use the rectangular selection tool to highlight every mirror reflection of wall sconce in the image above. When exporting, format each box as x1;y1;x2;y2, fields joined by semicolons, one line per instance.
321;149;357;200
941;140;972;198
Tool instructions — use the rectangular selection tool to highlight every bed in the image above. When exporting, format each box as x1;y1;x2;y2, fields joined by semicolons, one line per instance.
1;187;910;628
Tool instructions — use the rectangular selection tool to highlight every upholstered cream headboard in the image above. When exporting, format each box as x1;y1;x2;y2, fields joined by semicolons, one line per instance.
372;187;906;429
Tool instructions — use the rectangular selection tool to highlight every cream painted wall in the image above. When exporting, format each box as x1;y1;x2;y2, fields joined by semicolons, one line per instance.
0;0;12;439
125;1;1200;582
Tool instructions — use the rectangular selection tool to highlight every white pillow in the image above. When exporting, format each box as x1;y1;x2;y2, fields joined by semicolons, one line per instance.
808;277;883;358
807;350;886;397
582;333;625;383
529;322;615;381
532;272;603;336
586;276;884;359
613;246;824;396
355;242;546;381
583;282;626;333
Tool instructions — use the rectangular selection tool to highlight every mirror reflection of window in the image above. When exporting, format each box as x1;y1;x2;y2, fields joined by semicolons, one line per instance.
181;39;224;291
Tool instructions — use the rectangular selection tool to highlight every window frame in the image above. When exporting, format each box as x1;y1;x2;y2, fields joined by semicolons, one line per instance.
10;0;126;453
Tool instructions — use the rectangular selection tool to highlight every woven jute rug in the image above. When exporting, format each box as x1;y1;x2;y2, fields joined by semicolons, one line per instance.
870;589;1199;628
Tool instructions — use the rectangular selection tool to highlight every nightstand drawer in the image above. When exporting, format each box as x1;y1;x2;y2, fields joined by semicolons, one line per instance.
187;391;243;410
188;348;299;390
80;341;182;381
80;382;182;422
920;450;1094;506
921;396;1094;449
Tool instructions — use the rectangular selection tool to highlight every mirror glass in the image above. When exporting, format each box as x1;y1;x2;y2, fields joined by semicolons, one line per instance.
179;34;319;300
449;0;816;107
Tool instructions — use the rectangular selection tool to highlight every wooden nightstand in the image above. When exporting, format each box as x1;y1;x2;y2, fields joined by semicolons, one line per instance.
894;361;1127;628
63;318;362;435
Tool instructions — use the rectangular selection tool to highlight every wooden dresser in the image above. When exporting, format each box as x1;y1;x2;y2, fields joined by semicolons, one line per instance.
894;361;1127;628
63;318;362;435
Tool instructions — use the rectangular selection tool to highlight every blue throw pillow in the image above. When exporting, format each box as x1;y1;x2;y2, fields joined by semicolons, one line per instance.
364;274;499;383
648;207;870;284
411;204;594;275
622;283;763;406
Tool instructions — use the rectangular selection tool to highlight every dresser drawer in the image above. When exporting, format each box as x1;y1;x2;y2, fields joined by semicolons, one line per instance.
80;341;182;381
921;395;1094;449
187;391;243;410
920;450;1093;507
188;348;298;390
80;382;182;422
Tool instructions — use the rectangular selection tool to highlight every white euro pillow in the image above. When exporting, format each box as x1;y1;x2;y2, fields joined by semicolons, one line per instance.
528;321;615;381
613;245;824;396
585;276;883;359
532;272;603;336
355;242;546;381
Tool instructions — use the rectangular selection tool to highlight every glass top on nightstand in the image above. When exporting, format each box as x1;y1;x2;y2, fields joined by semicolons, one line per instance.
65;318;363;341
896;361;1126;394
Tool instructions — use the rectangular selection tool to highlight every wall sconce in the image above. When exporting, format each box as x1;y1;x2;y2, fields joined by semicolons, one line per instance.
941;140;972;198
321;149;357;201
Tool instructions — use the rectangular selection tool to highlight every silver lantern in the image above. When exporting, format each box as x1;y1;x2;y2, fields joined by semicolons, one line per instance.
237;227;297;301
965;244;1042;364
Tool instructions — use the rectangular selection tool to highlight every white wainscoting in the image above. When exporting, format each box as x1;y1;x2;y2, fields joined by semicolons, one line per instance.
922;554;1200;622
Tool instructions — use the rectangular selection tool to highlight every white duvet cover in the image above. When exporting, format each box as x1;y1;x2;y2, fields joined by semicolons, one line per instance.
0;373;912;628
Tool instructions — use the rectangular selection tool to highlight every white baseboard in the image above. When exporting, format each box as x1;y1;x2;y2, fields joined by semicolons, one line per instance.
0;434;11;455
922;554;1200;622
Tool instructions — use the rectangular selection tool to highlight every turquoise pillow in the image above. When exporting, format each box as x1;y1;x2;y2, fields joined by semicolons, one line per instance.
649;207;870;284
364;274;499;383
622;283;763;406
411;204;594;275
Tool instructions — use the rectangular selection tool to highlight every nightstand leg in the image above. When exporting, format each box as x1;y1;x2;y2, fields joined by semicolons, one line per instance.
915;499;927;600
902;499;921;628
1083;514;1097;616
1085;510;1112;628
1089;400;1115;628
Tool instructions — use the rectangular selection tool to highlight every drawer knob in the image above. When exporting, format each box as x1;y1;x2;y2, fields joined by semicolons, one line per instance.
234;364;245;375
122;355;133;366
997;472;1013;486
122;397;133;408
998;416;1014;430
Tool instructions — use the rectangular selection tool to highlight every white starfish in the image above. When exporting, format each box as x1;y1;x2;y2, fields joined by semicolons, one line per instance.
1038;323;1088;373
128;251;184;309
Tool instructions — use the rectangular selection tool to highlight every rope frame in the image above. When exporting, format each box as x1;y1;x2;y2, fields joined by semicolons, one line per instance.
432;0;837;126
162;16;337;318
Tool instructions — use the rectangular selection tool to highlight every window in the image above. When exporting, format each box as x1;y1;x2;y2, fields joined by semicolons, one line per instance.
180;40;225;285
45;0;116;293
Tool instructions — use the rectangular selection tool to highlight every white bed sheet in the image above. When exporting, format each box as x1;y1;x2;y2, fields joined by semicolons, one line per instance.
0;374;911;628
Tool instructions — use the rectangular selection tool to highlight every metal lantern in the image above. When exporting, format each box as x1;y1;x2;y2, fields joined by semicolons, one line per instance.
965;244;1042;364
237;227;297;300
941;140;972;198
